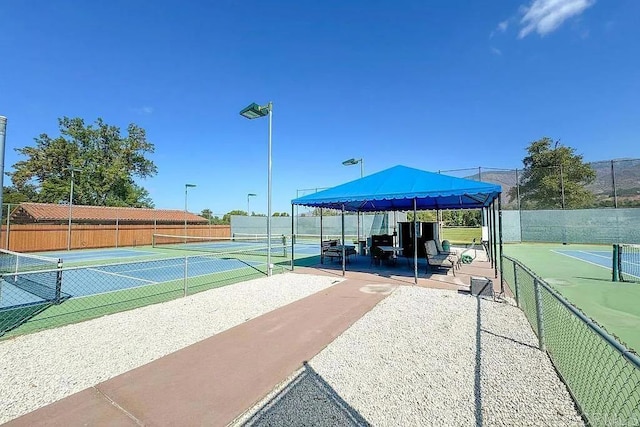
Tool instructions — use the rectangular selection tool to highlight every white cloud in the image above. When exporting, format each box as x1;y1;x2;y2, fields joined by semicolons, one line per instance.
491;47;503;55
518;0;596;38
490;19;510;38
132;106;154;115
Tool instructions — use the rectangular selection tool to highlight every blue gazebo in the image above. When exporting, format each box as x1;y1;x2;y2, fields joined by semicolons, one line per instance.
291;165;503;284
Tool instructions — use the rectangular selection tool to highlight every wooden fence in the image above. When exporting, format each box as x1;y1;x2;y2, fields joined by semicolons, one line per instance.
0;223;231;253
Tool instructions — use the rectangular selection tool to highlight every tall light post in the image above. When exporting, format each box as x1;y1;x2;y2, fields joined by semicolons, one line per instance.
0;117;7;226
67;168;82;250
342;157;364;178
342;158;364;247
184;183;196;236
247;193;257;216
240;101;273;276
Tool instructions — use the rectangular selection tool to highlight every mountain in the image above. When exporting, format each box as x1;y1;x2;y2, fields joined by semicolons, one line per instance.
465;158;640;208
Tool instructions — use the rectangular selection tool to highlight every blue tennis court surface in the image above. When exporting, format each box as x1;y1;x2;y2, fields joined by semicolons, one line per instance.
554;249;612;270
0;281;44;308
1;256;264;309
555;248;640;280
62;256;262;297
36;249;157;264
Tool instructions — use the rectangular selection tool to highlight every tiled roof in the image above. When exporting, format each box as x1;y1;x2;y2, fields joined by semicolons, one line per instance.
10;203;208;223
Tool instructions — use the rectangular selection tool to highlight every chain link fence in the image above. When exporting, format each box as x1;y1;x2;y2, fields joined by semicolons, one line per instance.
439;158;640;210
0;245;293;339
502;255;640;426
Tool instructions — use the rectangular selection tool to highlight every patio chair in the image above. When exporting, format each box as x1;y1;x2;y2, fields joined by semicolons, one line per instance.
424;240;456;276
435;239;461;269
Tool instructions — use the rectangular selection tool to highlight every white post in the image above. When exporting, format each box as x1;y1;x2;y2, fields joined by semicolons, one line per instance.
0;117;6;237
267;102;273;276
67;169;75;251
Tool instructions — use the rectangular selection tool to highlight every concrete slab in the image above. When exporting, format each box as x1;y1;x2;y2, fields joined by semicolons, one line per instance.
5;278;390;426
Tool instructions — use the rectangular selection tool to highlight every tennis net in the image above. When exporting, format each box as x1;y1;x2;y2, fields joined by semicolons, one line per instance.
2;270;65;303
231;233;289;246
0;249;65;306
614;244;640;282
152;234;288;257
293;234;359;245
0;249;62;274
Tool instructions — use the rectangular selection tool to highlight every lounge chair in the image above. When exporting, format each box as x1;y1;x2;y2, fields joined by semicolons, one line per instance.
435;240;461;269
424;240;456;276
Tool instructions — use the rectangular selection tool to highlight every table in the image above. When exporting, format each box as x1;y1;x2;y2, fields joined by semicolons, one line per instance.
324;245;357;263
377;246;404;255
375;246;404;265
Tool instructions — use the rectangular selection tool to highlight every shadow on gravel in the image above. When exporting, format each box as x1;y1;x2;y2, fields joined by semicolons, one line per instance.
480;328;539;351
241;361;371;426
475;296;483;427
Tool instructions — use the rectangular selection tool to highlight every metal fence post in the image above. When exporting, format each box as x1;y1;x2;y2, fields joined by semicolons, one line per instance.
533;278;545;351
513;262;519;307
183;256;188;297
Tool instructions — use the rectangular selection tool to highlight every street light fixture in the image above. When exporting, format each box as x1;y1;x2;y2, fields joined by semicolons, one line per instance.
184;183;196;236
342;158;365;248
342;158;364;178
247;193;257;216
240;101;273;276
67;168;82;250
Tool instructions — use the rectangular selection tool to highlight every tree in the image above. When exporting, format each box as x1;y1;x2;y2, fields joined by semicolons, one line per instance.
200;209;212;221
222;210;247;224
509;137;596;209
406;211;437;222
9;117;158;207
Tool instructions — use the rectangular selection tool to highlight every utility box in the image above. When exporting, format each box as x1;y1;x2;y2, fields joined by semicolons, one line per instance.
471;276;493;298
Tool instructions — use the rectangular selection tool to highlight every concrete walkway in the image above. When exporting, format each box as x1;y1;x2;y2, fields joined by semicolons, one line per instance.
6;277;392;426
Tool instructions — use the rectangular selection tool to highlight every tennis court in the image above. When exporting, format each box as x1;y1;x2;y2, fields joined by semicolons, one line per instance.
36;248;158;264
504;243;640;353
1;250;276;309
64;256;263;298
0;236;324;337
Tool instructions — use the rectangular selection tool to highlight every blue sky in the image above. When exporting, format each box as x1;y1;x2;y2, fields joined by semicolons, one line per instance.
1;0;638;216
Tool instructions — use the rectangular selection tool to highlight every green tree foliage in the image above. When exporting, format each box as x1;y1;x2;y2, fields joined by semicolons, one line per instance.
9;117;157;207
406;211;437;222
309;207;339;216
442;210;481;226
200;209;212;220
509;137;596;209
222;210;247;223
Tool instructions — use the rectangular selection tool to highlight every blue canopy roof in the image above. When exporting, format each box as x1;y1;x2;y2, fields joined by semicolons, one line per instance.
291;165;501;212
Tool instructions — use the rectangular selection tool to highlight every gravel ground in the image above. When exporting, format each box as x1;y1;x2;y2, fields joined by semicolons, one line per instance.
236;286;585;426
0;273;341;424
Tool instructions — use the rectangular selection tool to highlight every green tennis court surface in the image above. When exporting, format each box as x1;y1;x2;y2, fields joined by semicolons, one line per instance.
1;243;320;338
504;243;640;352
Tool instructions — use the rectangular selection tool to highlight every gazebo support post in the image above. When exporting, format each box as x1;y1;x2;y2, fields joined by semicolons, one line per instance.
498;196;504;292
291;204;295;271
341;204;346;276
413;198;418;285
320;208;324;264
492;201;498;278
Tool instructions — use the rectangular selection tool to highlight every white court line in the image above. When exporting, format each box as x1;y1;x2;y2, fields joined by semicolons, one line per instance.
71;262;265;299
86;268;157;284
551;250;612;272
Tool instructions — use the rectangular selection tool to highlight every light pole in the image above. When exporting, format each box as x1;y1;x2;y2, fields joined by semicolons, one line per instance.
240;101;273;276
342;158;364;247
0;117;7;227
342;157;364;178
67;168;81;250
247;193;257;216
184;183;196;236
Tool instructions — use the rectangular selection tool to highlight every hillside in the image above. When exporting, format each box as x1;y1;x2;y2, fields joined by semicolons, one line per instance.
466;159;640;208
